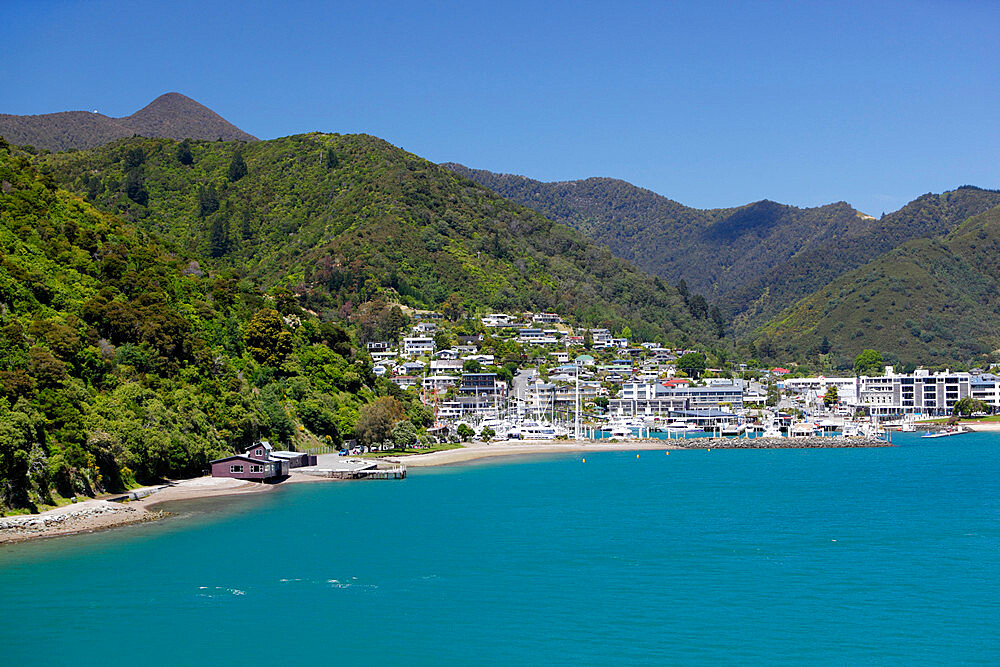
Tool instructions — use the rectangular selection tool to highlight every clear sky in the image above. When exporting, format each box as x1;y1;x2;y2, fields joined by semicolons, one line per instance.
2;0;998;215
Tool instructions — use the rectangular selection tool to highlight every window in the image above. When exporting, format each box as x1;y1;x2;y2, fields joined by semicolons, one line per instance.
250;464;263;473
255;449;263;457
230;465;244;473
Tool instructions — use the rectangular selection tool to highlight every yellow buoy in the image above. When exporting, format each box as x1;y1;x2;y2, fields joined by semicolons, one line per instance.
665;451;669;455
708;449;711;452
582;458;585;463
636;454;640;458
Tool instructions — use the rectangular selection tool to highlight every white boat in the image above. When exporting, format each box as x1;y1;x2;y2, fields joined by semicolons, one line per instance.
606;422;633;439
921;426;968;438
664;420;703;432
841;422;862;437
789;422;817;437
762;422;783;438
515;421;562;440
720;422;744;436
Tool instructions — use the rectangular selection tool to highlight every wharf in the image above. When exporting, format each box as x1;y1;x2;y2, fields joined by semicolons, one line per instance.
296;457;407;480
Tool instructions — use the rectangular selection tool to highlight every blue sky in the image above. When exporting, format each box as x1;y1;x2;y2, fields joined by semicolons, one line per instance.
2;0;998;215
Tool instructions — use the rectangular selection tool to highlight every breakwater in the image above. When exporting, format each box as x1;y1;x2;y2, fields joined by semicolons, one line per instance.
632;436;889;449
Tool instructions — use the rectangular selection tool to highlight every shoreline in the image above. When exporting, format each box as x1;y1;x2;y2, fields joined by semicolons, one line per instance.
0;472;332;545
380;435;889;467
0;435;891;544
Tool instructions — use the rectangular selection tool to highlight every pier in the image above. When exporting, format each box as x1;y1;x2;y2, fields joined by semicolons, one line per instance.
295;457;407;480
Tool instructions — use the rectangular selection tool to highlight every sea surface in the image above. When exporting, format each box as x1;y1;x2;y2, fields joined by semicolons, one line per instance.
2;432;998;665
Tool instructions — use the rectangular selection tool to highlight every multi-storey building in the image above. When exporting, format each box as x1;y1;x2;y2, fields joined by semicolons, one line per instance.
403;336;435;357
609;379;744;416
857;367;970;417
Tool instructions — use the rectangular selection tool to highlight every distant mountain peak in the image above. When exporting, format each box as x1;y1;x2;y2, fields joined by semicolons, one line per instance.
0;93;256;151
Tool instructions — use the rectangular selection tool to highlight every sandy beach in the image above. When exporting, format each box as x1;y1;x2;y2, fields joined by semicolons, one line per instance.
382;439;682;467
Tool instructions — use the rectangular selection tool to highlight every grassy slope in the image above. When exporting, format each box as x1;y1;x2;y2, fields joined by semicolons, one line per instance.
758;205;1000;366
39;134;717;346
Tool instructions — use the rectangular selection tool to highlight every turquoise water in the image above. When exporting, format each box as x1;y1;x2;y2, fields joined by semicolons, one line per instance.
2;433;998;665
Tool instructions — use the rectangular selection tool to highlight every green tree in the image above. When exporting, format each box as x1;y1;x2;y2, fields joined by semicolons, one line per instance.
227;151;247;182
208;216;230;258
766;380;779;407
480;426;496;441
124;171;148;206
463;359;482;373
823;385;839;407
198;184;219;217
441;293;464;321
676;279;690;304
819;335;832;355
709;306;726;337
952;397;989;417
854;349;884;376
176;140;194;165
456;423;475;441
434;330;453;351
355;397;403;447
688;294;709;319
244;309;293;367
391;420;418;450
326;148;339;169
122;147;146;171
676;352;707;379
583;330;593;350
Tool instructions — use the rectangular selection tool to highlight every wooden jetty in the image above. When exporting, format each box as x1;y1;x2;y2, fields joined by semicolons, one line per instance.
299;464;406;480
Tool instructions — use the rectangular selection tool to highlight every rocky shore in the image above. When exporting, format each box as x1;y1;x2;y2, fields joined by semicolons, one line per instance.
671;436;889;449
0;500;162;544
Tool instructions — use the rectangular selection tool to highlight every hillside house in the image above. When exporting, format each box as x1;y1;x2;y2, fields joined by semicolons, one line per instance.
403;336;435;357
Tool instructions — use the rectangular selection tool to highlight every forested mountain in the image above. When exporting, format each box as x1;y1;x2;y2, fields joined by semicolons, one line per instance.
720;187;1000;334
443;165;1000;337
37;134;718;345
0;93;256;152
443;164;867;299
756;203;1000;367
0;138;387;510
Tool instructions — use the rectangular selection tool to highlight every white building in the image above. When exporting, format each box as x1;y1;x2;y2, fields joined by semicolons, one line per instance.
482;313;514;327
782;376;858;408
403;336;435;357
971;373;1000;411
857;366;971;417
422;375;460;392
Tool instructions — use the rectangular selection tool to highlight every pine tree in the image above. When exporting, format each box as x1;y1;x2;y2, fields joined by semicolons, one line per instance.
227;151;247;182
124;171;148;206
326;148;339;169
198;184;219;217
676;279;689;305
176;140;194;165
208;216;230;258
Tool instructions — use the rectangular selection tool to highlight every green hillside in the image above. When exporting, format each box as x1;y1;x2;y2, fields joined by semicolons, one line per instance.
756;204;1000;367
443;164;866;299
37;134;717;345
444;165;1000;335
721;187;1000;334
0;139;389;510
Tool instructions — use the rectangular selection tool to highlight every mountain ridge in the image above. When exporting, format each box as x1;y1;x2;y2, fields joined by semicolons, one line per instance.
0;93;257;151
443;163;1000;338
